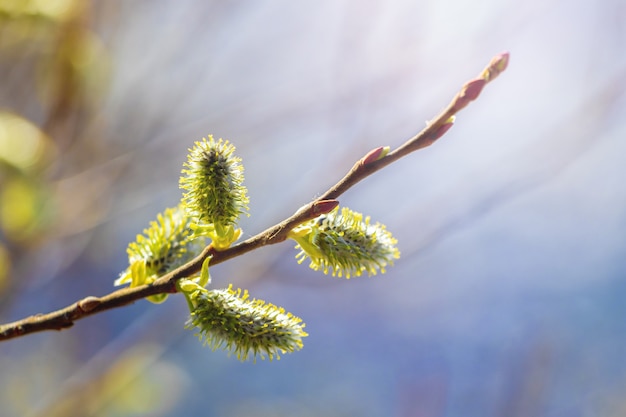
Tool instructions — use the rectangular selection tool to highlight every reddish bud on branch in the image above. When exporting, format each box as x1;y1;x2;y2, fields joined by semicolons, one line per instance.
362;146;391;166
311;199;340;216
431;116;455;140
453;78;487;111
461;78;487;101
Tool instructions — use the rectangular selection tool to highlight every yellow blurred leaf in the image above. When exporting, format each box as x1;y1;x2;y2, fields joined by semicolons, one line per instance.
0;243;10;292
0;112;56;172
0;177;40;240
0;0;80;21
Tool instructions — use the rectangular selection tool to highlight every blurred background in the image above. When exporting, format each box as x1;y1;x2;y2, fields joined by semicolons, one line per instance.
1;1;625;416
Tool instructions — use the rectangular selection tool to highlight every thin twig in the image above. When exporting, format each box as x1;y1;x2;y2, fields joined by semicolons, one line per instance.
0;52;509;341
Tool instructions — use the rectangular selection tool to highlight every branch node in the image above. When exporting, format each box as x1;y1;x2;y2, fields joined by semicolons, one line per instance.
78;296;102;313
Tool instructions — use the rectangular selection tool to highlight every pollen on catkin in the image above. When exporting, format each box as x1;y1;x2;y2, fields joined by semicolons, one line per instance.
115;205;206;301
186;285;308;362
288;206;400;278
179;136;249;229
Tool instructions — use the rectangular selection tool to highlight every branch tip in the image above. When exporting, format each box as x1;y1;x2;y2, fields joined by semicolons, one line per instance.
482;51;510;82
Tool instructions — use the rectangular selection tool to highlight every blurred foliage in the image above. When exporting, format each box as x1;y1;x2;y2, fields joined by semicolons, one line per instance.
0;1;135;414
0;0;112;258
0;340;184;417
0;111;57;171
0;243;8;291
0;0;78;21
0;112;57;242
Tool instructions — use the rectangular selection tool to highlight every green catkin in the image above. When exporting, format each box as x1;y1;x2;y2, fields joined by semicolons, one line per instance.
186;285;307;362
179;135;249;228
115;205;206;303
289;207;400;278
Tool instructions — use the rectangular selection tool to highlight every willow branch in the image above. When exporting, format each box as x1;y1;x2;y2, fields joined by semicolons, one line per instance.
0;52;509;341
